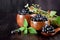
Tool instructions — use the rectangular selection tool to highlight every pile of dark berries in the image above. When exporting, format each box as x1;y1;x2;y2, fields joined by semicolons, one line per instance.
31;14;48;21
18;9;29;15
42;24;55;33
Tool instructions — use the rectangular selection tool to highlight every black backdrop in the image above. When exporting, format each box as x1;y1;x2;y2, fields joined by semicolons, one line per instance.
0;0;60;40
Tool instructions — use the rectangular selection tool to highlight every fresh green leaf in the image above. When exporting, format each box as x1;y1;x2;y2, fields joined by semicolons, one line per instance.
33;8;38;13
50;11;56;17
28;27;37;34
55;16;60;25
24;28;28;34
19;27;25;31
23;19;28;27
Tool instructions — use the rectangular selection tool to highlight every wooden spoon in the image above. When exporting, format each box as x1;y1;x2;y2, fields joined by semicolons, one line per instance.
41;28;60;36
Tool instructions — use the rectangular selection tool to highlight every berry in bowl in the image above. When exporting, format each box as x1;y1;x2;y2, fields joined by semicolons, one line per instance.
30;14;48;30
41;24;60;36
17;9;30;27
41;24;55;36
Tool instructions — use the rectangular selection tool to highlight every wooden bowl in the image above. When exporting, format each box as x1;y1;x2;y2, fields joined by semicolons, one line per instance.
30;20;45;30
41;28;60;36
16;14;30;27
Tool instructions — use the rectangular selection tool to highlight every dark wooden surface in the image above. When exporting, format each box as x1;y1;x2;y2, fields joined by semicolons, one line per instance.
11;32;60;40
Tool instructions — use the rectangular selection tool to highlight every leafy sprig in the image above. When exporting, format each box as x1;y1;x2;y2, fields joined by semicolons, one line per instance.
25;4;60;27
13;19;37;34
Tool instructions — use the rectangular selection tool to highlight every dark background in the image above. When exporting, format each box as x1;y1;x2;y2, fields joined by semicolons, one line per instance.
0;0;60;40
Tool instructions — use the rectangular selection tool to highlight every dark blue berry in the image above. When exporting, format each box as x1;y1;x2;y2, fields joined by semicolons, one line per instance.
36;18;40;21
37;14;41;17
22;9;27;13
39;17;43;21
42;16;47;21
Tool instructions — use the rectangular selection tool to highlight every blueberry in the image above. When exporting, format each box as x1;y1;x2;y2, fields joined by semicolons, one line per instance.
45;29;47;32
37;14;41;17
18;10;22;15
42;27;47;33
39;17;43;21
48;30;55;33
52;30;55;33
22;9;26;13
36;15;39;18
18;10;21;13
42;16;47;21
51;26;54;29
18;9;28;15
45;24;49;28
36;18;40;21
47;28;50;31
43;19;47;21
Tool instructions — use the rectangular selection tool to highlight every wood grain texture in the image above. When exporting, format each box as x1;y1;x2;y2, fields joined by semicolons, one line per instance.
11;32;60;40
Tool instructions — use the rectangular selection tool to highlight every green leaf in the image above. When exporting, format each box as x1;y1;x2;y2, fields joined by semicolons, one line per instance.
28;27;37;34
24;28;28;34
33;8;38;13
50;11;56;17
55;16;60;25
19;27;25;31
23;19;28;27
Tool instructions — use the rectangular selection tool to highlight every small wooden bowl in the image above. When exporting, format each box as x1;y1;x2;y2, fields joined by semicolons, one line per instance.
30;20;45;30
41;28;60;36
17;14;30;27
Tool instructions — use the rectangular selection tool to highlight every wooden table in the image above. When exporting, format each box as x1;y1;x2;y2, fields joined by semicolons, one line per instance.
11;32;60;40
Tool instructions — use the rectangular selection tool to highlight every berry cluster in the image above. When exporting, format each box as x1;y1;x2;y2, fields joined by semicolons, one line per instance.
42;24;55;33
31;14;47;21
18;9;29;15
